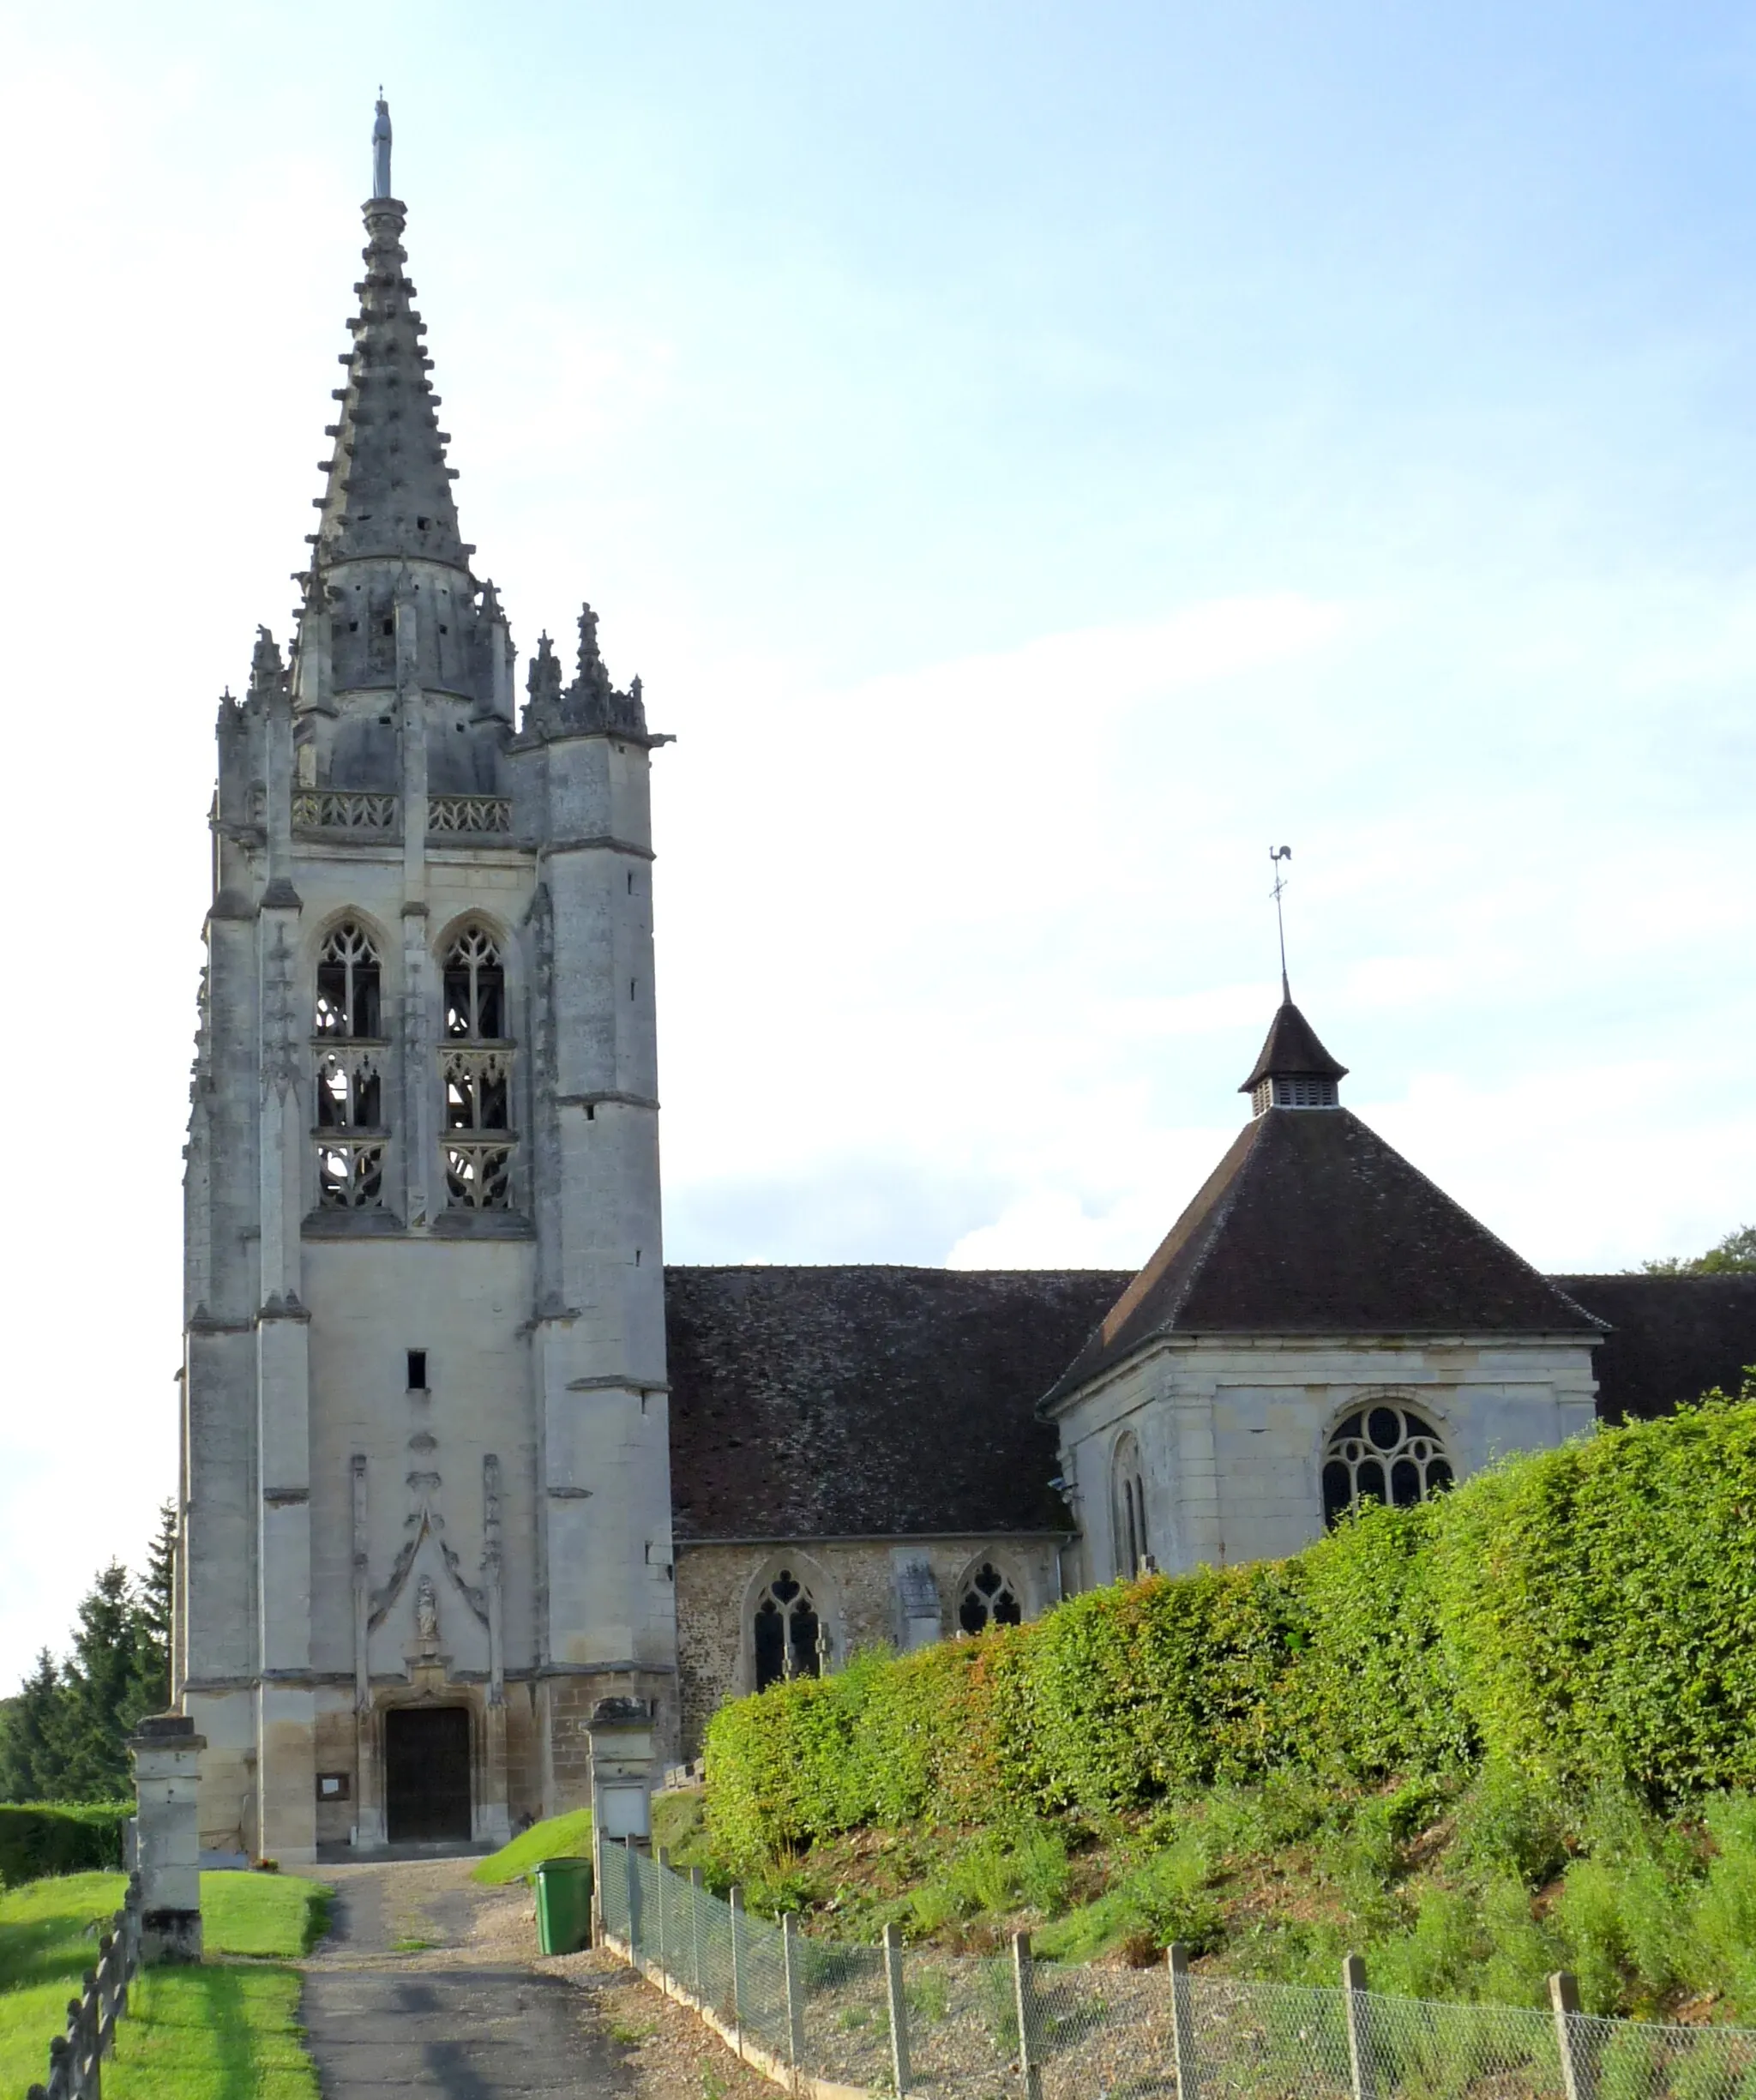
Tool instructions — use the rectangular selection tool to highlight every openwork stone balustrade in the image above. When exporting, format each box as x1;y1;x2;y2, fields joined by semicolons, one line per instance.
287;791;512;837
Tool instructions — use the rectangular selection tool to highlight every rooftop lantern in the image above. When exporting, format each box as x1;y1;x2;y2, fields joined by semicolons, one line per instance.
1239;845;1348;1114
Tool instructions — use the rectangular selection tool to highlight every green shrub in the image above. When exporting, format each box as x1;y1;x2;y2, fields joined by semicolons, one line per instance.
1452;1759;1568;1886
0;1802;131;1887
1034;1836;1221;1963
1430;1395;1756;1796
1689;1794;1756;2013
704;1394;1756;1867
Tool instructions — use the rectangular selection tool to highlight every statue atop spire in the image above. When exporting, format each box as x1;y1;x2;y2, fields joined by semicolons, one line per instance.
372;94;393;201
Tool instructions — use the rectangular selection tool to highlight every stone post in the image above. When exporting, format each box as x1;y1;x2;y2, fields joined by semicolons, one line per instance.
586;1694;654;1844
128;1714;206;1964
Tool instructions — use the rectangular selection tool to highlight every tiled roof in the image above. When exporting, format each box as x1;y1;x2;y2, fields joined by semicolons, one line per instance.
1041;1109;1603;1407
1549;1274;1756;1422
662;1261;1756;1542
664;1266;1127;1539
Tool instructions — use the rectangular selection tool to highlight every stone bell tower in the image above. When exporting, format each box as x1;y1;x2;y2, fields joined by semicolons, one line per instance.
175;100;677;1862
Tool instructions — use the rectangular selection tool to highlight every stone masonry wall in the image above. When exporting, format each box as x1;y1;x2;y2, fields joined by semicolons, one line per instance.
674;1537;1064;1758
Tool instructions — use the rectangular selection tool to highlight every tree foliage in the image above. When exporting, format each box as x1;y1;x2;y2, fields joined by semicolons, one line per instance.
1640;1224;1756;1274
0;1502;177;1804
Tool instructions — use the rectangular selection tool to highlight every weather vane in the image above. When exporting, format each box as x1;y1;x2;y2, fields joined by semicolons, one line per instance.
1269;845;1292;1002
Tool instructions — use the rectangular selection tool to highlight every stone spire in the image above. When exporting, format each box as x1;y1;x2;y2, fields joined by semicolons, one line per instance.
309;100;470;575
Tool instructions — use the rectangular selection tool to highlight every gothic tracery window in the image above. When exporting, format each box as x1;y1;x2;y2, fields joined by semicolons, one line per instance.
1113;1432;1150;1579
317;1048;382;1130
443;1144;514;1211
314;922;385;1208
958;1561;1023;1635
440;924;514;1211
444;925;505;1040
752;1568;825;1692
315;921;382;1038
1322;1403;1454;1528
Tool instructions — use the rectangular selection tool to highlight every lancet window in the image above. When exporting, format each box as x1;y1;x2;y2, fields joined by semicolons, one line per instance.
440;924;514;1211
315;921;382;1038
313;922;386;1209
752;1568;826;1692
444;925;505;1040
957;1561;1023;1635
1321;1403;1454;1528
1113;1432;1150;1579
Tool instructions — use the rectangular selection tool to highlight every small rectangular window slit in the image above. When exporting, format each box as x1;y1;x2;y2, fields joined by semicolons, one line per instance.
406;1349;427;1391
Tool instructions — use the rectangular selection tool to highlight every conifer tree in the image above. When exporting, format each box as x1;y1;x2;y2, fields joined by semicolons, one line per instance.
133;1501;177;1716
0;1650;67;1802
51;1564;149;1802
0;1508;177;1802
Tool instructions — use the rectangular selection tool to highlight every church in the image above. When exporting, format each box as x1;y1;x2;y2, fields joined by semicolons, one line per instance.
173;108;1756;1862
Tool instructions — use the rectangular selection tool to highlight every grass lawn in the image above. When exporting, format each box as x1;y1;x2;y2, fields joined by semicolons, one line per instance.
472;1808;593;1885
201;1872;329;1959
1;1868;328;2097
110;1966;317;2099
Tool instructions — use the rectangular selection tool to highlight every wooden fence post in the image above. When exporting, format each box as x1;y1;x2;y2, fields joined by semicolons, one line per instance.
884;1921;912;2100
782;1912;807;2072
730;1886;747;2053
689;1867;706;2004
80;1971;100;2100
1168;1941;1200;2100
1549;1972;1594;2100
1343;1953;1374;2100
1012;1930;1041;2100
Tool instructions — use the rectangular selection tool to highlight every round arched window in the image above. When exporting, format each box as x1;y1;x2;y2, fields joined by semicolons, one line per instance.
1322;1403;1453;1527
957;1562;1023;1635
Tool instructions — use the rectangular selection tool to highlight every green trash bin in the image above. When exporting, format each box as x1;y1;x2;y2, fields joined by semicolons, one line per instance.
533;1856;593;1954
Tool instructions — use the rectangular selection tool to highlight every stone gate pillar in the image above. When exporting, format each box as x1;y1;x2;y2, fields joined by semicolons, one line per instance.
586;1694;655;1844
128;1713;206;1964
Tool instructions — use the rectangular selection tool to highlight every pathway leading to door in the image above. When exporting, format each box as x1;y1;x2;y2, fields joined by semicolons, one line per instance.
298;1856;625;2097
294;1856;775;2100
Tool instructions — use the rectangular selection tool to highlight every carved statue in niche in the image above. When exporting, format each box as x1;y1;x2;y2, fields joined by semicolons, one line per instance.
415;1574;439;1649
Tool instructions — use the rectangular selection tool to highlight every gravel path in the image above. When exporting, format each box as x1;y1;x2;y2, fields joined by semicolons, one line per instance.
292;1856;773;2100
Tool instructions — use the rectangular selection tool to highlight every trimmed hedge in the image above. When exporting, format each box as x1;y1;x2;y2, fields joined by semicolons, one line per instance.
704;1392;1756;1867
0;1802;132;1887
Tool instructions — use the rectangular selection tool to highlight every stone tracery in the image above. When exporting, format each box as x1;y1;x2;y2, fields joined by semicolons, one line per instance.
1321;1401;1454;1526
440;924;513;1207
957;1561;1022;1634
752;1568;825;1691
314;921;387;1207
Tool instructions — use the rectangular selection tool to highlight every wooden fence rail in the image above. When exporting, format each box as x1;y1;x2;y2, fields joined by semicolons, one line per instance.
26;1872;142;2100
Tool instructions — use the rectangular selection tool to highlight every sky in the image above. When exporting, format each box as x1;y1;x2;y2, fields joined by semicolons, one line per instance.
2;0;1754;1689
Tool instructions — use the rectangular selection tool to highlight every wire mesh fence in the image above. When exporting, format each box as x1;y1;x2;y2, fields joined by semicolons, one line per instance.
596;1837;1756;2100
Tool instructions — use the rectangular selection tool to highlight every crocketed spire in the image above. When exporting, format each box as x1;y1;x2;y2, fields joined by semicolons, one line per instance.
310;171;469;573
520;604;649;743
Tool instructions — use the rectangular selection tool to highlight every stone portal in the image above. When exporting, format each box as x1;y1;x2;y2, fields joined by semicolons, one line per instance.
385;1706;472;1843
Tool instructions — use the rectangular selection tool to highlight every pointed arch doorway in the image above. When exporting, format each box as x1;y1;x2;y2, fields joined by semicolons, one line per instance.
384;1706;472;1843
